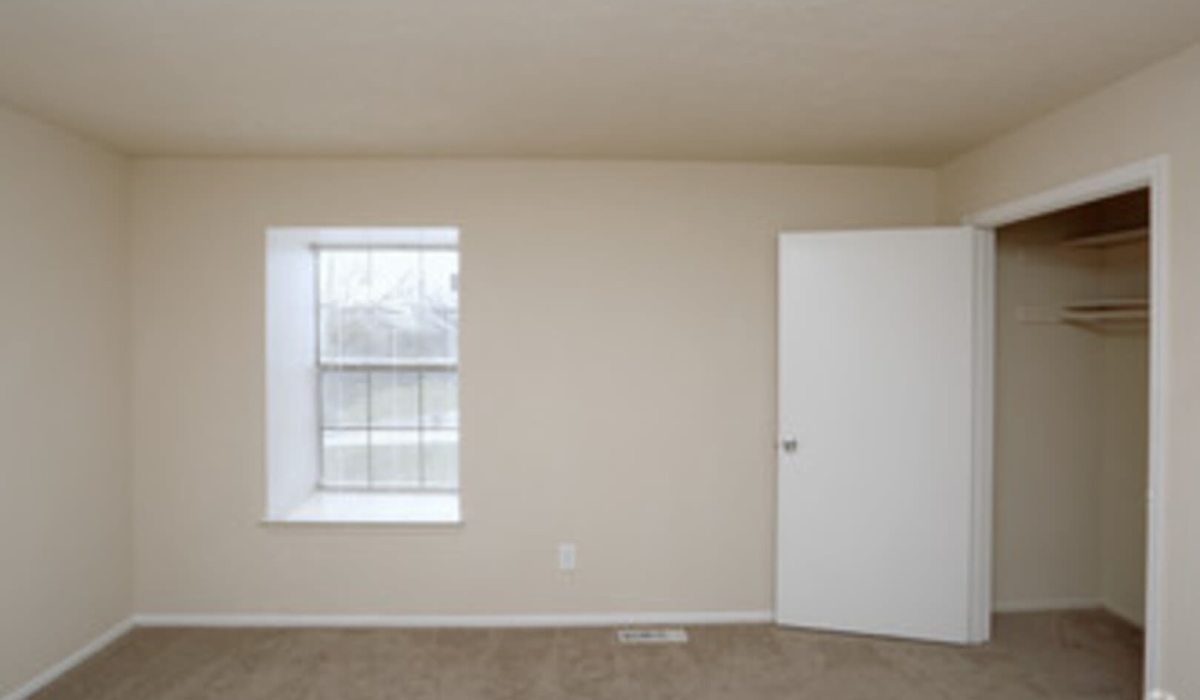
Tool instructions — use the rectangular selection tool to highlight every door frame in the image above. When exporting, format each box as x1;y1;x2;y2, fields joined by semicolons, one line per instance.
963;156;1170;693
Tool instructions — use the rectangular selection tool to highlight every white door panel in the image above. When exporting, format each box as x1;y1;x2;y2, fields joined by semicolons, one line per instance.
776;228;981;644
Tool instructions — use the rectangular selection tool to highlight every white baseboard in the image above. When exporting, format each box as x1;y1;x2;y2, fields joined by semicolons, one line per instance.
2;618;134;700
993;597;1101;613
133;609;775;629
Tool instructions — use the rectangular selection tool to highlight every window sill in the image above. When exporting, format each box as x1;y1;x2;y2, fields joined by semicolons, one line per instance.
263;491;462;526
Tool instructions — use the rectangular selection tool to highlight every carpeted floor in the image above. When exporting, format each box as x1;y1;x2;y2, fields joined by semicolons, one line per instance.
31;609;1141;699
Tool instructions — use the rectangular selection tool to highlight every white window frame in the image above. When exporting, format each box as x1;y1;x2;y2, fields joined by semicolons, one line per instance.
264;227;462;525
314;244;460;494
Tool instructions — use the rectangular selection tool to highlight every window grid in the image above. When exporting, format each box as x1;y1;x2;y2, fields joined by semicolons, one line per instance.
315;246;458;493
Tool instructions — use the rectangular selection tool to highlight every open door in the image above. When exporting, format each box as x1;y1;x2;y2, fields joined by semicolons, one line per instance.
776;227;988;644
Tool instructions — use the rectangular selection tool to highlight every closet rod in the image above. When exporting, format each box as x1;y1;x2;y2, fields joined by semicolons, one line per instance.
1060;297;1149;325
1061;308;1149;324
1060;227;1149;249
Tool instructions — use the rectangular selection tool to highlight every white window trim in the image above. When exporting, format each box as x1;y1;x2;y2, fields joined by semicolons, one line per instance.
314;246;460;494
270;491;461;525
264;226;462;525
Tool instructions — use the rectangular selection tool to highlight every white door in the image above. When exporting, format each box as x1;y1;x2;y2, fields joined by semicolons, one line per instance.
776;228;985;644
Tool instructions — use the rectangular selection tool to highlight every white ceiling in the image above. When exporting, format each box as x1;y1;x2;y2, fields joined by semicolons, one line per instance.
0;0;1197;165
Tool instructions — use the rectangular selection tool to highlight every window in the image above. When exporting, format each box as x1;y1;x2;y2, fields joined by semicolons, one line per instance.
265;227;461;524
317;247;459;492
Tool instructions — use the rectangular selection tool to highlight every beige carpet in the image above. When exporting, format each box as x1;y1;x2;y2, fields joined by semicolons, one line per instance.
31;610;1141;699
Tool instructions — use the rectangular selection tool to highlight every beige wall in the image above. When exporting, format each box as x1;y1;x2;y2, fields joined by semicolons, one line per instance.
0;105;131;696
939;42;1200;696
129;158;935;617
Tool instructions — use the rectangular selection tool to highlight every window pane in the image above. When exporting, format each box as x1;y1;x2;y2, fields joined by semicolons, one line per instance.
371;371;418;428
371;430;422;488
319;248;459;365
422;430;459;489
320;251;374;362
370;250;422;360
321;371;368;427
322;430;369;488
422;371;458;428
419;251;459;361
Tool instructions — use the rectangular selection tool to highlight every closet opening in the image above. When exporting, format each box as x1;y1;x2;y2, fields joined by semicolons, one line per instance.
991;186;1149;697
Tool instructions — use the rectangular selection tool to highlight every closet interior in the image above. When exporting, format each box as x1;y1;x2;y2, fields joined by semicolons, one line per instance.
993;189;1149;642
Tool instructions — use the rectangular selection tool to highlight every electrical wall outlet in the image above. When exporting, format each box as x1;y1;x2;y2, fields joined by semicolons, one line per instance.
558;543;577;571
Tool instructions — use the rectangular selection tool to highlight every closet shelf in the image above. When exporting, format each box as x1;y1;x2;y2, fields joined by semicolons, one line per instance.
1060;227;1149;249
1060;298;1149;325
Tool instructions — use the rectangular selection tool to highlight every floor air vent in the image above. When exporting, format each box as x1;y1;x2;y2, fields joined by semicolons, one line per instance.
616;628;689;644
